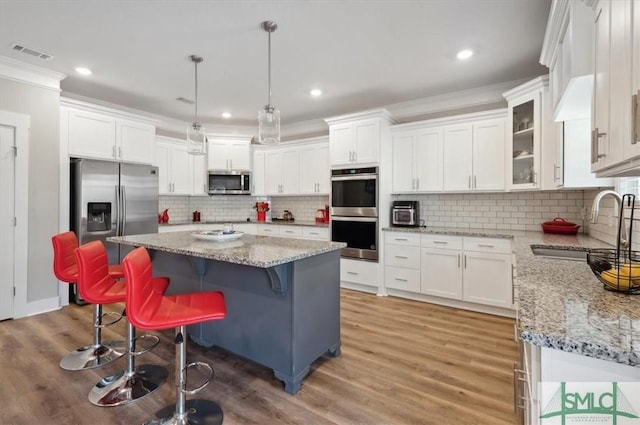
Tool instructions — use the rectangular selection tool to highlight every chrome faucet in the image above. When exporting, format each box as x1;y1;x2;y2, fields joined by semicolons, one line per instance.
590;189;628;248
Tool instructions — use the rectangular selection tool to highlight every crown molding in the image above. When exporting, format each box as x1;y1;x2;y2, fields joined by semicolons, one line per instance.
324;108;398;126
385;79;527;121
0;56;66;92
539;0;570;66
502;75;549;101
391;108;508;133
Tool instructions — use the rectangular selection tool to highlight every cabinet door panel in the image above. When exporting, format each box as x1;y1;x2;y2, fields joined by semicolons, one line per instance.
68;110;116;159
171;144;191;195
282;149;300;194
473;119;505;191
207;140;229;170
252;150;266;196
117;120;155;164
155;142;171;195
191;154;207;195
421;248;462;299
354;120;379;164
392;134;415;192
228;141;251;170
443;124;473;191
264;150;283;194
415;128;443;191
592;3;611;171
463;252;512;308
329;124;353;166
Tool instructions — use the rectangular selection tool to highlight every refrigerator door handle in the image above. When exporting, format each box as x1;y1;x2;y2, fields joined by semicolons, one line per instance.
121;185;126;236
115;185;121;236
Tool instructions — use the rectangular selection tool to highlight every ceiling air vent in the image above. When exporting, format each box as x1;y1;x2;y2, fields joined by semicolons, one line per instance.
176;97;195;105
11;43;53;60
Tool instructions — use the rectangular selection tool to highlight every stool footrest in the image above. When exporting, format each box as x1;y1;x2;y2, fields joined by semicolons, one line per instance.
180;362;214;396
95;311;123;329
131;333;160;356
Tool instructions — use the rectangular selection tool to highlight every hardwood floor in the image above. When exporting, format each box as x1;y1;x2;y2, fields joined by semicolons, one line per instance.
0;290;518;424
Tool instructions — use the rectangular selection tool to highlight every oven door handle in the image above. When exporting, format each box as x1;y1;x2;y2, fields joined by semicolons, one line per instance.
331;216;378;223
330;175;377;182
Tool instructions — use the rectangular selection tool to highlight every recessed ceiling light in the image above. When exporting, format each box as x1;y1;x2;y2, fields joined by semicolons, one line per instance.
310;89;322;97
221;112;232;119
75;67;92;76
456;49;473;60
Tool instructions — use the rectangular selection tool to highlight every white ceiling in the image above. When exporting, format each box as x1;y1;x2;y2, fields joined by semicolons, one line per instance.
0;0;551;128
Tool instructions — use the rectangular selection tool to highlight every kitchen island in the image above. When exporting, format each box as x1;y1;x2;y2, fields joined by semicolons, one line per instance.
108;231;345;394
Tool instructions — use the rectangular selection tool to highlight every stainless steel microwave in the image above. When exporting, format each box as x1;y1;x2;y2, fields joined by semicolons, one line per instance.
208;171;251;195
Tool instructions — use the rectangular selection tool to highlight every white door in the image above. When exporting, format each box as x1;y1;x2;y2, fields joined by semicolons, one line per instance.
415;128;443;192
473;119;505;191
0;122;16;320
391;134;415;192
443;124;473;191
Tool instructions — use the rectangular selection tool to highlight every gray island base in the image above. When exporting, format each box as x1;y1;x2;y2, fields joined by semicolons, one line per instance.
108;231;345;394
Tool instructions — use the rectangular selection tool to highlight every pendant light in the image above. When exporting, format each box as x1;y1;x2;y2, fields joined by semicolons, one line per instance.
258;21;280;144
187;55;206;155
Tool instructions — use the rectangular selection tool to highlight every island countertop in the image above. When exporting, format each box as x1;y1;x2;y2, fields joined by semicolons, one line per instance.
383;227;640;367
108;231;345;268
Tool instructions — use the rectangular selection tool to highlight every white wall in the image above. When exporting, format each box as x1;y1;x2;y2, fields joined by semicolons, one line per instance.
0;77;60;304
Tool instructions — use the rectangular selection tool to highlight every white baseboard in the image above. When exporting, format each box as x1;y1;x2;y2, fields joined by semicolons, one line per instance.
24;296;62;317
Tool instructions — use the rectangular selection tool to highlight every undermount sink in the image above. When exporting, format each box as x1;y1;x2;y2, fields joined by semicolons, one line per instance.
530;246;589;261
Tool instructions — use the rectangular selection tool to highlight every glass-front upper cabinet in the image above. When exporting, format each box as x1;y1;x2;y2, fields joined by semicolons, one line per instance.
503;77;547;190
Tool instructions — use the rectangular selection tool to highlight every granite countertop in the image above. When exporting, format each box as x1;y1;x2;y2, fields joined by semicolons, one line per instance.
108;231;344;268
161;220;329;228
382;226;640;367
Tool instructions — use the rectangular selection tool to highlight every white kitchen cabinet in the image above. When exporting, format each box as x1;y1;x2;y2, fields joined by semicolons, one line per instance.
65;106;155;164
384;231;421;292
155;137;191;195
442;118;505;191
299;141;330;194
391;127;443;192
302;226;329;241
504;77;547;190
251;149;266;196
207;135;251;171
340;258;379;293
591;0;640;176
325;109;397;167
191;154;207;196
264;147;299;195
419;234;513;309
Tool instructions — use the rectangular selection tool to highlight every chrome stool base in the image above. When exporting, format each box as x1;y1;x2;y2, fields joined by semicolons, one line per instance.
88;364;168;407
144;399;223;425
59;340;126;371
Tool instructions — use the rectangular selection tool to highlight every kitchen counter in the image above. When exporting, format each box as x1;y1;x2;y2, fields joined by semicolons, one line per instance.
159;219;329;228
382;226;640;368
108;231;345;394
110;230;343;268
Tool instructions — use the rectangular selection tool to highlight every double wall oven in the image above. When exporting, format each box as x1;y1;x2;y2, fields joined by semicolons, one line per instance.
330;167;378;261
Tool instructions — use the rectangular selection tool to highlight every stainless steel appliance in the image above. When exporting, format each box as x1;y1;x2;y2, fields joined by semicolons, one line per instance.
330;167;378;261
391;200;420;227
208;170;251;195
70;158;159;303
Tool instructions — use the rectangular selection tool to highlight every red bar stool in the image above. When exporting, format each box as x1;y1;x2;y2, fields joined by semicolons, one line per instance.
75;241;170;407
122;247;227;425
52;231;126;370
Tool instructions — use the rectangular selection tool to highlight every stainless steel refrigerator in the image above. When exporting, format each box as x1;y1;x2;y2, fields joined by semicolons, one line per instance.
70;158;159;303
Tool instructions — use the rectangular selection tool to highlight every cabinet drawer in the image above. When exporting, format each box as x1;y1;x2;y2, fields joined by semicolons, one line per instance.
385;231;421;246
463;237;512;254
421;234;463;250
280;226;303;238
302;226;329;240
384;244;420;269
385;266;420;292
340;259;378;287
257;225;279;236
